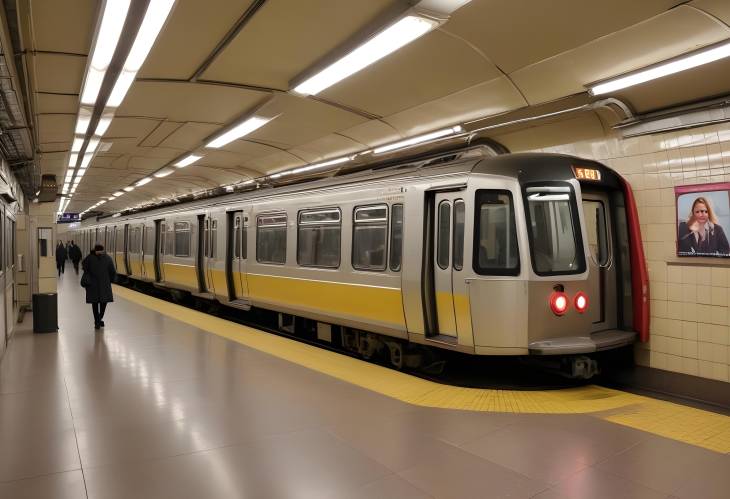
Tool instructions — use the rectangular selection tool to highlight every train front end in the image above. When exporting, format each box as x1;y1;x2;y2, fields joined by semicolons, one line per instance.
468;154;648;378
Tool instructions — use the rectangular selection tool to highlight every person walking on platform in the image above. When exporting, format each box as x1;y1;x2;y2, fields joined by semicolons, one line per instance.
69;241;82;274
81;244;116;330
55;241;67;276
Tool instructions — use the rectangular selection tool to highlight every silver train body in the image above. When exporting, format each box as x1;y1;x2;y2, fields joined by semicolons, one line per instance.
72;150;648;365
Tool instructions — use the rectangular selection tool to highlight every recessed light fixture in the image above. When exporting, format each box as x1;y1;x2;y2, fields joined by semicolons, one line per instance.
293;15;438;96
205;115;277;149
373;125;463;154
589;40;730;95
174;154;203;168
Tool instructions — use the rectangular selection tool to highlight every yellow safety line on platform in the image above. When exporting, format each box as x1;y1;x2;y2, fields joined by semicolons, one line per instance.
113;285;730;453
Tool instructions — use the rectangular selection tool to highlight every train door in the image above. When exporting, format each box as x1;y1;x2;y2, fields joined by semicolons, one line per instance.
432;193;463;338
123;224;131;275
154;220;163;282
196;215;207;292
226;210;249;301
581;191;617;332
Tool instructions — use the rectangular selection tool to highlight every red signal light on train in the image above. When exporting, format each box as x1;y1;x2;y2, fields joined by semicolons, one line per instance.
574;292;589;313
549;291;569;316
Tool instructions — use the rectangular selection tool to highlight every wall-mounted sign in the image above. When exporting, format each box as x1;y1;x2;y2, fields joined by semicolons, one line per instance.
57;213;80;223
675;182;730;257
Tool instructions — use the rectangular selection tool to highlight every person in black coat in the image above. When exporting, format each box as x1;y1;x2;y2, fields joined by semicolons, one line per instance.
82;244;117;330
55;241;67;276
68;241;82;274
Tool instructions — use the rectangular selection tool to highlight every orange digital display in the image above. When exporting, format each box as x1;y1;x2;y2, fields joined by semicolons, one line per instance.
573;167;601;181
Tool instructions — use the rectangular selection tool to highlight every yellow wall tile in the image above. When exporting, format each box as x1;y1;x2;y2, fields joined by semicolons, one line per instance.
681;321;698;340
681;340;698;359
697;285;712;304
712;286;728;306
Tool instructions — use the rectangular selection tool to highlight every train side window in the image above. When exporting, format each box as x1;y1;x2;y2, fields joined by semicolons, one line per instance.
582;200;608;266
143;226;154;255
352;205;388;271
473;190;520;275
160;223;166;254
437;201;451;270
242;217;247;260
389;204;403;272
210;220;218;258
174;222;191;257
298;208;341;268
165;224;174;255
257;213;287;265
453;200;465;271
234;216;241;258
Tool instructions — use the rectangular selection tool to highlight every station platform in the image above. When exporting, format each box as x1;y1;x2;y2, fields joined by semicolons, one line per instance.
1;275;729;499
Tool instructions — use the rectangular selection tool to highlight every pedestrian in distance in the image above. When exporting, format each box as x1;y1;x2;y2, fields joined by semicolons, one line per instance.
55;241;67;276
69;241;82;274
81;244;116;330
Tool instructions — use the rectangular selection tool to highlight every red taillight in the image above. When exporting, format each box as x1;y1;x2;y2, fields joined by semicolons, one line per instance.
574;292;589;313
549;291;569;316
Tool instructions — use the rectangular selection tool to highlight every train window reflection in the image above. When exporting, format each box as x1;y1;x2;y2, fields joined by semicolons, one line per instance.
174;222;191;257
437;201;451;270
389;204;403;272
526;188;583;275
353;204;388;271
298;208;341;268
474;190;519;275
582;200;608;266
257;212;287;265
453;200;465;271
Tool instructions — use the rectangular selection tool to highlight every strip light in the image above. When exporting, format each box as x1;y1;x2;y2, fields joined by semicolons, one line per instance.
205;116;276;149
95;116;113;136
373;125;463;154
154;169;173;178
293;15;438;96
590;40;730;95
136;177;152;186
123;186;135;192
68;153;78;167
81;0;131;105
174;154;202;168
107;0;175;107
113;191;124;197
290;155;352;174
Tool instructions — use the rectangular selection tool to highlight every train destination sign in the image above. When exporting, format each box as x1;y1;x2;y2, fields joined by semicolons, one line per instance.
57;213;80;223
573;167;601;181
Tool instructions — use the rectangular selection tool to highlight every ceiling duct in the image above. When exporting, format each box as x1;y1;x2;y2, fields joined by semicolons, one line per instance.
37;174;57;202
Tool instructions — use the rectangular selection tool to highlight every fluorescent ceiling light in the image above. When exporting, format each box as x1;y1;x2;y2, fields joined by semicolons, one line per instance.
174;154;202;168
123;186;135;192
87;137;100;153
76;168;86;178
68;153;78;167
373;125;463;154
293;15;437;96
80;0;131;105
590;40;730;95
95;116;113;136
135;177;152;186
113;191;124;197
154;169;173;178
205;116;276;149
75;109;92;134
291;155;352;174
71;137;84;152
65;171;74;181
106;0;175;108
81;152;94;169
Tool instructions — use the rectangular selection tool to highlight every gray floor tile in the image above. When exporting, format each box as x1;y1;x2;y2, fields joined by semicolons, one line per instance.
672;454;730;499
329;474;435;499
0;470;86;499
532;466;671;499
0;429;80;482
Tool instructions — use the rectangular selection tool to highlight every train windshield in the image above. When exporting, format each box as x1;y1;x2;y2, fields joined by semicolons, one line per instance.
525;186;585;275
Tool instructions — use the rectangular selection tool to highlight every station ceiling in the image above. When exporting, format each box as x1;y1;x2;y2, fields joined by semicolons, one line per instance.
14;0;730;214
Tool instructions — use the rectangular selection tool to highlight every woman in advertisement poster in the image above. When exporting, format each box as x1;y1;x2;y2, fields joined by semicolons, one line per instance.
678;196;730;255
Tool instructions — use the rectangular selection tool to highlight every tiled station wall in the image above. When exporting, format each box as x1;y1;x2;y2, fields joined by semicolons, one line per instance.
518;119;730;383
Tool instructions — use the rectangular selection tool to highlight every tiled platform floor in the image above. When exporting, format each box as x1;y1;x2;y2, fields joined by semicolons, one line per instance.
0;274;728;498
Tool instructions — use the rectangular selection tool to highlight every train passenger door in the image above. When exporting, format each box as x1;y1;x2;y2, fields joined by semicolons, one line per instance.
582;191;617;332
226;211;249;301
196;215;207;292
154;220;163;282
432;193;462;338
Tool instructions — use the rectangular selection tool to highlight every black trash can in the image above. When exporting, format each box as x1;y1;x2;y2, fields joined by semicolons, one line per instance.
32;293;58;333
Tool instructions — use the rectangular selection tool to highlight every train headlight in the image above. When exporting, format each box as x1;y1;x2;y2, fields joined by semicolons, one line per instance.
549;291;569;316
574;292;589;313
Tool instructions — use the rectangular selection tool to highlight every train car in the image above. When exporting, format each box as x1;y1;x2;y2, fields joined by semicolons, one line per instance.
73;146;649;378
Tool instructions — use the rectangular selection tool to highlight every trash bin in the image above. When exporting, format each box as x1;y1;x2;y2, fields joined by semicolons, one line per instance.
32;293;58;333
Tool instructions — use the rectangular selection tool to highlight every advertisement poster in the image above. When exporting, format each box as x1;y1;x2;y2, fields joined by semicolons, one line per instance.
675;183;730;257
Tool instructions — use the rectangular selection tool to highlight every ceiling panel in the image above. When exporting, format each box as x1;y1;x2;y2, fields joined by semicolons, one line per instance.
30;0;95;53
445;0;683;74
242;150;304;173
35;94;78;114
38;151;67;177
140;121;185;147
243;93;368;149
510;6;730;105
339;120;402;148
319;30;501;117
105;117;162;142
383;77;526;136
691;0;730;24
37;114;74;144
116;81;269;123
32;53;85;94
158;122;220;150
138;0;256;79
287;134;364;163
208;139;282;159
201;0;399;89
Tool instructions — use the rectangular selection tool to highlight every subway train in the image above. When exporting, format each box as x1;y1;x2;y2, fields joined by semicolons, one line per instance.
71;146;649;378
